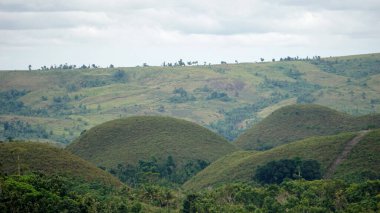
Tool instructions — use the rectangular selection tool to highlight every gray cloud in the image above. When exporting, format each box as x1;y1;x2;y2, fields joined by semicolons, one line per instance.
0;0;379;69
0;11;112;30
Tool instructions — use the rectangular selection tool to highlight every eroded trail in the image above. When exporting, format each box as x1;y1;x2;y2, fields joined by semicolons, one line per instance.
324;130;371;179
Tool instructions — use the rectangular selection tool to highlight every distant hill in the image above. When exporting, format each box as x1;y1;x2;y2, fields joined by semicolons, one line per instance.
235;104;380;150
0;141;122;187
66;116;238;179
1;53;380;144
183;129;380;191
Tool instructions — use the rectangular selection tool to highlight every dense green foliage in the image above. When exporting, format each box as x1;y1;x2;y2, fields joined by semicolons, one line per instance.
0;173;185;212
235;104;380;150
2;174;378;212
0;89;29;114
67;116;238;185
109;156;209;186
255;158;321;184
206;91;232;102
0;89;48;116
1;53;380;144
169;88;196;103
182;180;380;212
0;174;140;213
2;120;49;141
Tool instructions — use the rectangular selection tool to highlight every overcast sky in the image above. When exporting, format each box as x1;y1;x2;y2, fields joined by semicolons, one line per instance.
1;0;380;70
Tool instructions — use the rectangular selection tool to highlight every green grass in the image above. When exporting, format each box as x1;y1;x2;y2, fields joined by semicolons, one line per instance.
66;116;239;169
1;53;380;144
333;129;380;181
184;130;380;191
0;141;122;187
235;104;380;150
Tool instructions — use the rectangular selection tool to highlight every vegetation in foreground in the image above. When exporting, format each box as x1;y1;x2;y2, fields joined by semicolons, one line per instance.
0;174;142;213
2;174;379;213
182;180;380;213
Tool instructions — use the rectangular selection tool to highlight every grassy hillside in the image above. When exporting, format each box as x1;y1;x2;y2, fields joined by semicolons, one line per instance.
333;130;380;181
0;141;122;187
235;104;380;150
1;53;380;144
67;116;238;169
183;129;380;191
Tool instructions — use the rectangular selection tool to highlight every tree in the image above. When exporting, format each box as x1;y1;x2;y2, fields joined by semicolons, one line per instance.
260;58;265;62
10;147;27;175
300;160;321;180
28;65;32;71
112;70;128;82
183;194;197;213
178;59;185;66
109;64;114;68
164;156;176;177
255;158;321;184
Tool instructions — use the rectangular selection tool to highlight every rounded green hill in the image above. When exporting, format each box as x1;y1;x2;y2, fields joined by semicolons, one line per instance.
0;142;122;187
67;116;238;169
235;104;380;150
184;129;380;191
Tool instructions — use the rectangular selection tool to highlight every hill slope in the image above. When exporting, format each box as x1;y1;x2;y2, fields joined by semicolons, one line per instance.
1;53;380;144
183;129;380;191
67;116;238;169
332;129;380;181
235;104;380;150
0;141;122;187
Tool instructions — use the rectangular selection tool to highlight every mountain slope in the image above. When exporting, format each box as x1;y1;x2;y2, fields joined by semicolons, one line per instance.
183;129;380;191
0;141;122;187
235;104;380;150
1;53;380;144
332;129;380;181
323;130;370;179
67;116;239;169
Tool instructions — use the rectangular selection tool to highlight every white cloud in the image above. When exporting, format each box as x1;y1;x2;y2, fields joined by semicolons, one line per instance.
0;0;379;69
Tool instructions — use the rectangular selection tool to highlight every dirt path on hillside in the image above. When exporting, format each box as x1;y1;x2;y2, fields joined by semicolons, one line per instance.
323;130;371;179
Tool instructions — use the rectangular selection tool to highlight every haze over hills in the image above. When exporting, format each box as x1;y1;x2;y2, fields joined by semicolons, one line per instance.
0;141;122;187
235;104;380;150
184;129;380;191
1;53;380;144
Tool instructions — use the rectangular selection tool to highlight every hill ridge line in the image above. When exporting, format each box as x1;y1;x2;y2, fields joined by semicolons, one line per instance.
324;130;371;179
